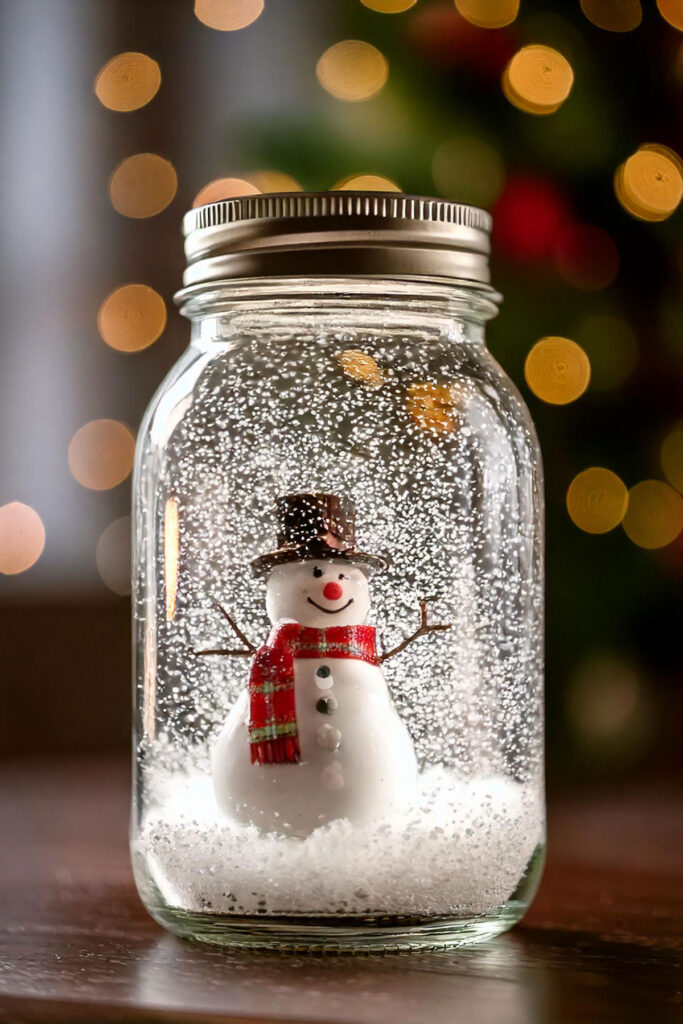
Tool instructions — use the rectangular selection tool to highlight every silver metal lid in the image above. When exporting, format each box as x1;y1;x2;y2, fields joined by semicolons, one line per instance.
179;192;493;291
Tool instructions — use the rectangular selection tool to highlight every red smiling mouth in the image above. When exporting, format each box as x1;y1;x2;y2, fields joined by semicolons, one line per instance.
307;597;354;614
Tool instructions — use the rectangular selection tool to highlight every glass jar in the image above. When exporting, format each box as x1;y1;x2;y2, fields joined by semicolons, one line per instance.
131;193;545;952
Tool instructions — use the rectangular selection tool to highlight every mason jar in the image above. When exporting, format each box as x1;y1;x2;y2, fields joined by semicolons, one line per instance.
131;193;545;952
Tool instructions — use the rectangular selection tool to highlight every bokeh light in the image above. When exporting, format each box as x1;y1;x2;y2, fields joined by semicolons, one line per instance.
249;170;302;193
164;497;180;621
333;173;401;191
524;337;591;405
493;176;570;260
361;0;417;10
567;467;629;534
455;0;520;29
615;144;683;222
580;0;642;32
109;153;177;218
94;52;161;112
316;40;389;102
661;426;683;493
554;224;620;291
98;284;167;353
622;480;683;549
431;136;505;208
411;4;516;75
192;177;260;207
96;517;131;596
194;0;264;31
406;383;460;433
575;314;638;390
567;652;655;764
503;45;574;116
0;502;45;575
68;419;135;491
337;350;384;388
657;0;683;31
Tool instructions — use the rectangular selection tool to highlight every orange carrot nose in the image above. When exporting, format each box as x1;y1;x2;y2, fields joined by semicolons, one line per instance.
323;581;343;601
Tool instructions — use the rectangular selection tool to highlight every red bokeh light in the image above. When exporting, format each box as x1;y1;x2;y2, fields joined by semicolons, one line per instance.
409;3;516;77
493;176;571;261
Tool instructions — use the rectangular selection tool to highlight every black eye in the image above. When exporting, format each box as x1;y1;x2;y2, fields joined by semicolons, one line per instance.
338;573;345;580
313;566;323;578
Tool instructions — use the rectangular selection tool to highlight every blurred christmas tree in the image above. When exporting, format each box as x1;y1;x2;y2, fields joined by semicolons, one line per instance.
224;0;682;783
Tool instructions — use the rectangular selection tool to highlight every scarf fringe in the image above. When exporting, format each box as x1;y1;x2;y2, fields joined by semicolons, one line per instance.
250;735;301;765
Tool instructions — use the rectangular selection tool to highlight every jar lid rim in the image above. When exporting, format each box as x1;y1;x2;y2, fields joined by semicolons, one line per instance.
181;191;494;289
183;191;492;237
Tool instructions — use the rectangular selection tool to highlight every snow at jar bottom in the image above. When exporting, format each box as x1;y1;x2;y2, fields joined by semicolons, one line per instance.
135;765;544;918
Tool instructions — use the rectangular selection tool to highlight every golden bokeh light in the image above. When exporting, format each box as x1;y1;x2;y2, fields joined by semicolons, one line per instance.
622;480;683;549
657;0;683;30
337;350;384;388
96;517;131;596
567;652;655;762
333;173;401;191
98;284;166;353
455;0;520;29
503;45;574;116
575;315;638;390
194;0;264;31
192;177;260;207
406;383;461;434
580;0;642;32
661;427;683;493
431;136;505;208
109;153;177;218
566;467;629;534
164;496;180;621
524;337;591;405
68;419;135;491
0;502;45;575
361;0;417;10
94;52;161;112
249;170;302;193
316;40;389;102
615;144;683;222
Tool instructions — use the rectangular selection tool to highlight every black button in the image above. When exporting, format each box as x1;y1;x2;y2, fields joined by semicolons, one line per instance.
316;665;331;679
316;696;337;715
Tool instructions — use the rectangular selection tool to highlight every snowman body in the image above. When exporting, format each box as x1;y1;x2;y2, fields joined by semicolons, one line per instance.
212;560;419;836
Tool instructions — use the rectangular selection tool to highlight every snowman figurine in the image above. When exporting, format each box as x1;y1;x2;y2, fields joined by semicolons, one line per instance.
198;493;450;837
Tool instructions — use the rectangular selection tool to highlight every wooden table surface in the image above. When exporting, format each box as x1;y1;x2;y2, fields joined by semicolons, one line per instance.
0;758;681;1024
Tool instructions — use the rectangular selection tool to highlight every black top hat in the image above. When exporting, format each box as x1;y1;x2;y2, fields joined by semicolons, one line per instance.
251;493;388;577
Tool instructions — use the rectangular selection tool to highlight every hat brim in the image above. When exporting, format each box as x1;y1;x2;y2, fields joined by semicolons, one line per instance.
251;544;389;578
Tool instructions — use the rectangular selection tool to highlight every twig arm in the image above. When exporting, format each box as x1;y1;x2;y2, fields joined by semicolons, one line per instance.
379;598;451;664
192;601;258;659
212;600;257;653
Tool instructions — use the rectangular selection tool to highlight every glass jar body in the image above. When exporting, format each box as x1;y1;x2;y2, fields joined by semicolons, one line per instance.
131;279;545;952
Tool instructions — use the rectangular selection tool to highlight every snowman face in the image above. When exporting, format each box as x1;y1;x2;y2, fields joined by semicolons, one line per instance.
265;559;371;628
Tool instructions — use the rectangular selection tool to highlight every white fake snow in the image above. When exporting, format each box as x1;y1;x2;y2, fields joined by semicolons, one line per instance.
136;766;544;917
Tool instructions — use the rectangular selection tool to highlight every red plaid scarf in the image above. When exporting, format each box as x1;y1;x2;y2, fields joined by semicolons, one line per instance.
248;621;378;765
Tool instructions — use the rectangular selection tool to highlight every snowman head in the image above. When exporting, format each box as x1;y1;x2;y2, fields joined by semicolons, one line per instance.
265;559;371;628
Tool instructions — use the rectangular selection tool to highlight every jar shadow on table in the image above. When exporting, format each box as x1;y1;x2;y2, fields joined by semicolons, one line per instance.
132;930;549;1024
